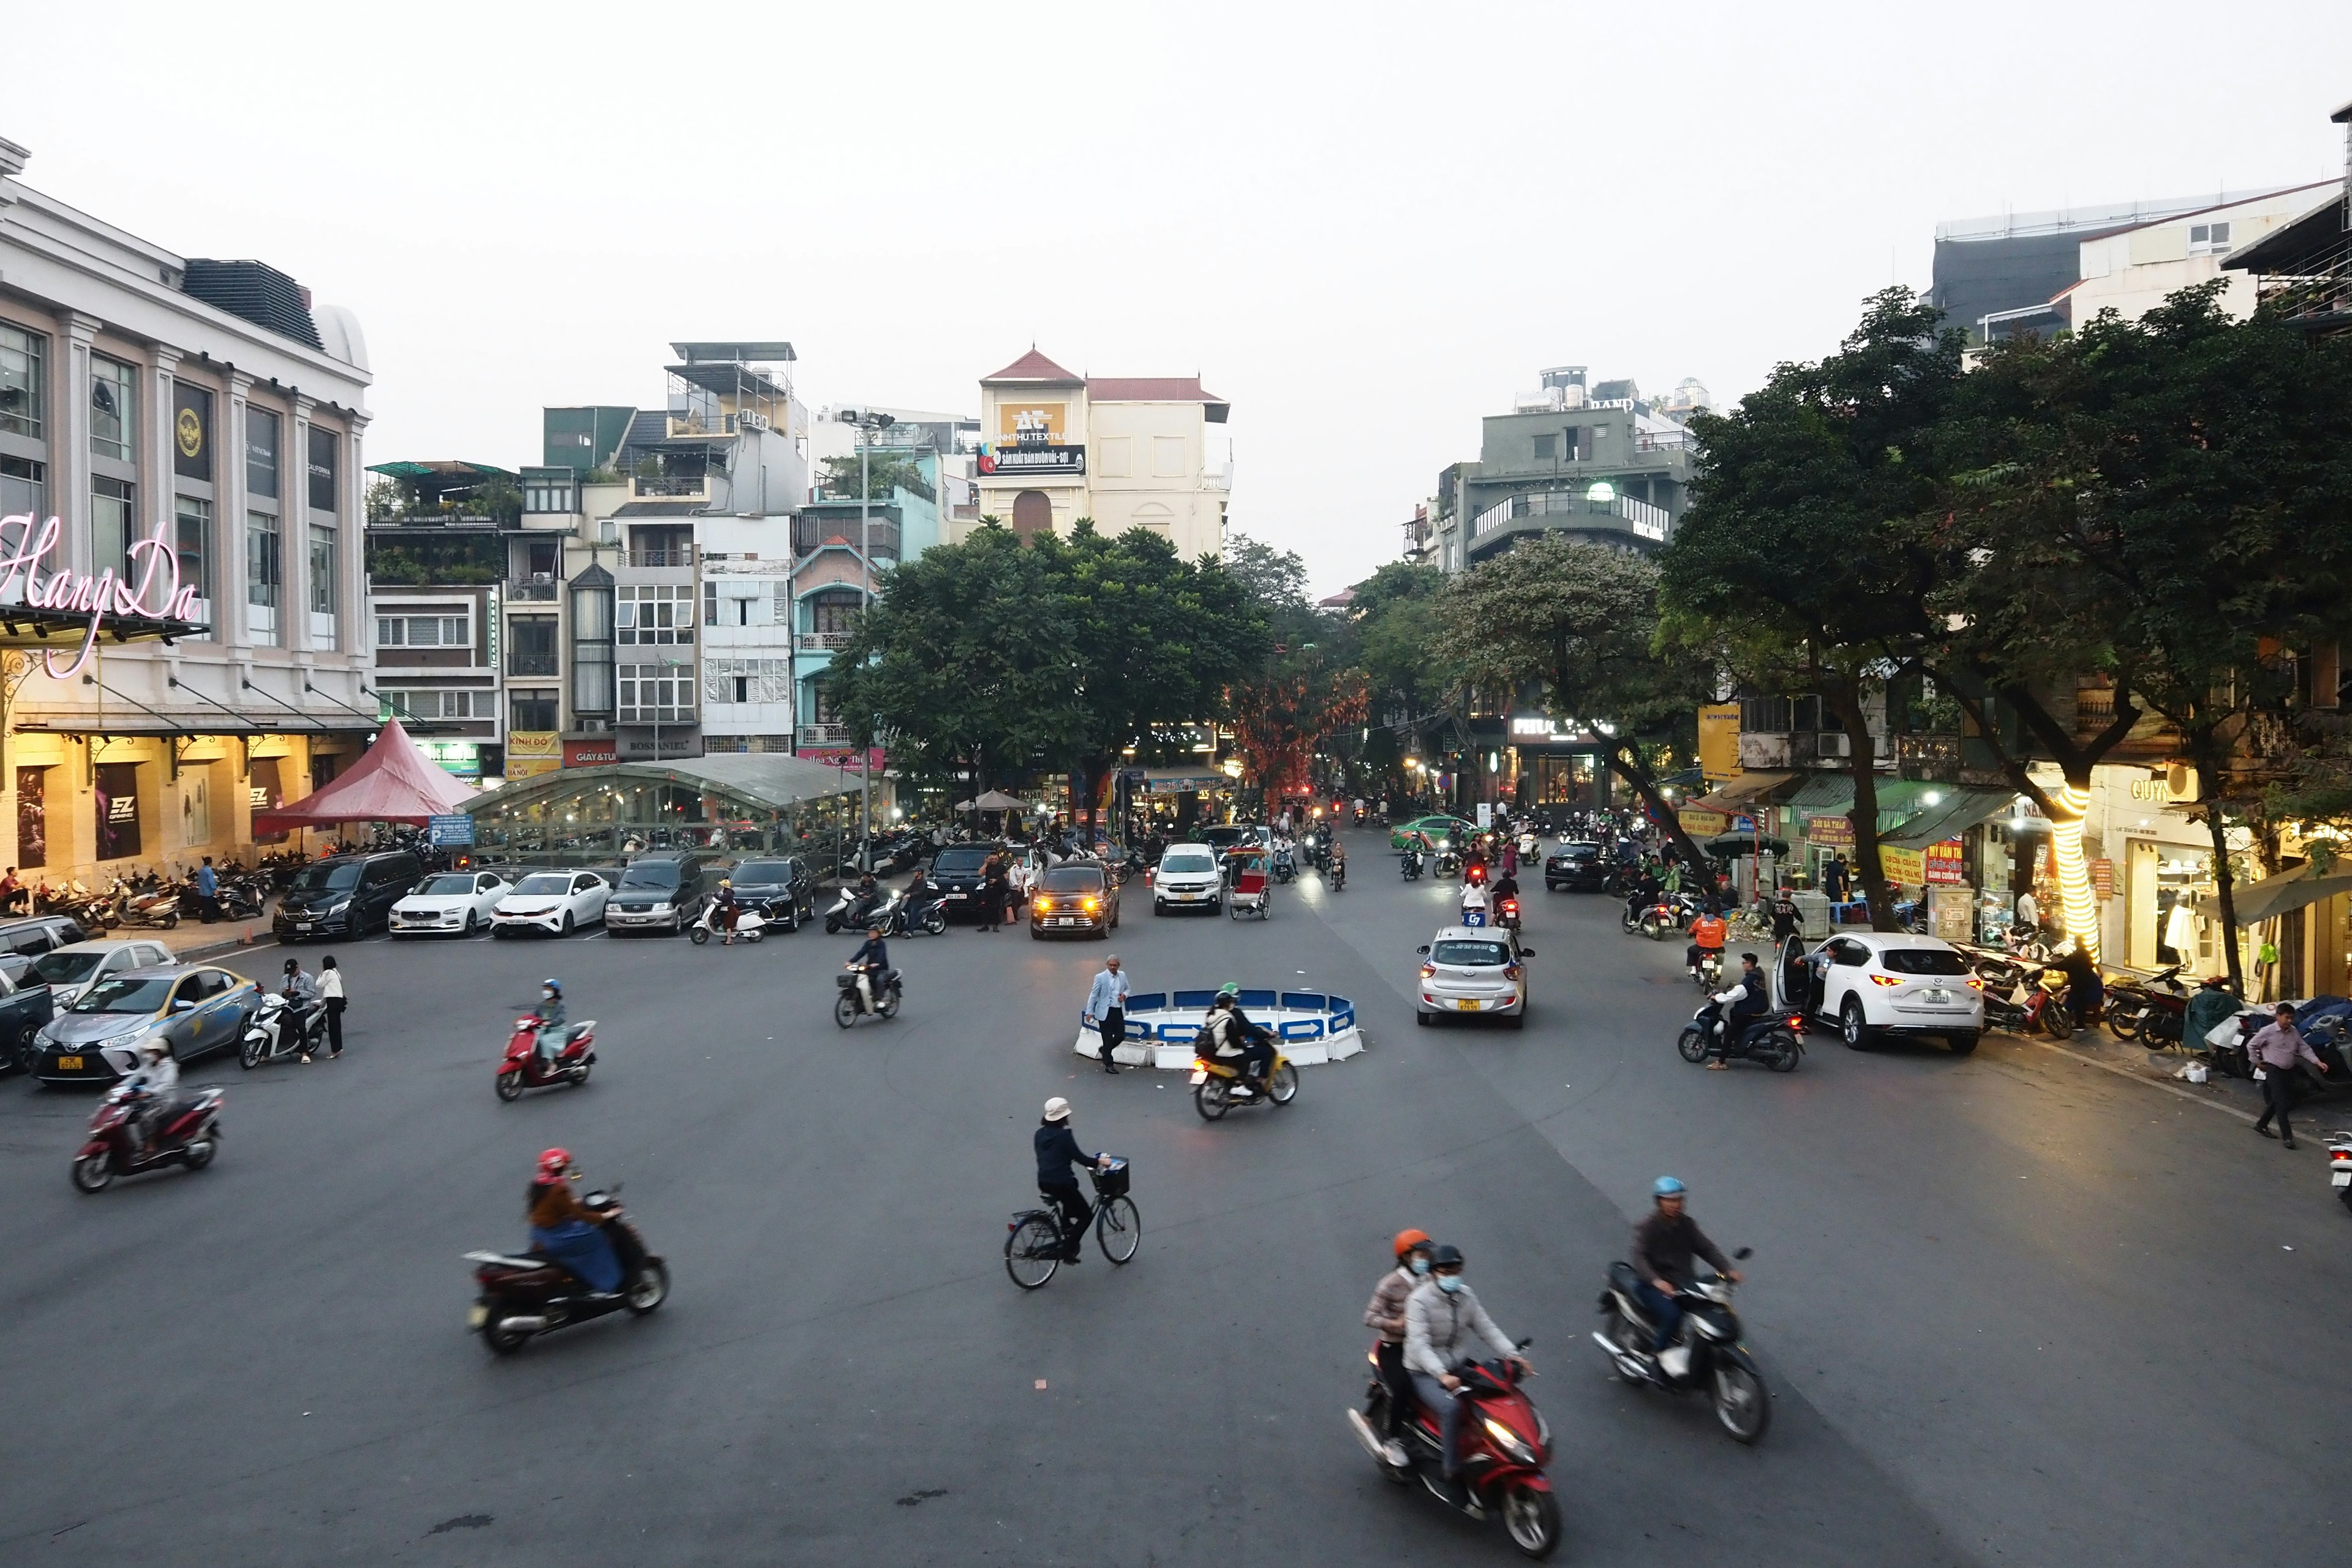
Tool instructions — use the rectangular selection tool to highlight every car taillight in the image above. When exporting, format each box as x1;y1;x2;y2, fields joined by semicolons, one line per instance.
1869;974;1904;987
1504;964;1521;980
1966;977;1984;990
1419;964;1436;979
1787;1016;1805;1028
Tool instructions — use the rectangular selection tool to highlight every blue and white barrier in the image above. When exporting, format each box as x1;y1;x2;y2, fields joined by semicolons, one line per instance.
1073;988;1364;1069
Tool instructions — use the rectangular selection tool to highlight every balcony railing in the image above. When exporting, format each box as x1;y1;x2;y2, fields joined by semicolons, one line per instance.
1635;428;1698;453
2250;232;2352;325
627;546;696;568
794;516;900;559
618;706;696;724
1471;489;1671;545
510;578;558;601
796;630;851;652
797;722;850;747
630;473;709;500
507;652;559;677
1200;465;1233;492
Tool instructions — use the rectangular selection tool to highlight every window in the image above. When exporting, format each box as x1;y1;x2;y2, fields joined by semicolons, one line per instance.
0;455;43;519
246;510;281;633
617;661;693;720
616;584;695;646
703;658;790;704
376;690;492;720
2187;221;2233;255
809;588;862;635
246;409;279;499
0;323;44;439
510;690;559;731
91;477;134;579
175;496;209;607
89;355;136;462
703;581;717;627
525;539;557;576
307;426;338;513
309;526;334;616
374;614;470;648
508;616;557;676
523;478;575;513
1531;432;1557;460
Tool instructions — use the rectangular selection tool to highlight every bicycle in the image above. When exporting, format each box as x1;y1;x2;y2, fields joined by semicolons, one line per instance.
1005;1158;1140;1289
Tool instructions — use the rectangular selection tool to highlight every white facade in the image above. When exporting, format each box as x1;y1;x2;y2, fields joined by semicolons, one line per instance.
2062;183;2335;328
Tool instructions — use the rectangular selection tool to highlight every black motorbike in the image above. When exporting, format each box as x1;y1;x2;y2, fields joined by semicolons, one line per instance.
889;880;950;937
1591;1247;1770;1442
834;968;903;1027
1677;1001;1801;1072
1399;850;1423;881
464;1187;668;1356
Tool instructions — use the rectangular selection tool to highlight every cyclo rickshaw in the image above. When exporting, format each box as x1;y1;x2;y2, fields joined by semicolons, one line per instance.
1227;848;1272;920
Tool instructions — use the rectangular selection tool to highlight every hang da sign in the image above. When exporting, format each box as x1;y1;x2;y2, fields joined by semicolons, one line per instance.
0;513;203;679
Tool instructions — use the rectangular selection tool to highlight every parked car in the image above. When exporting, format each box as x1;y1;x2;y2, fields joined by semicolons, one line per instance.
1150;843;1224;915
492;870;611;937
725;856;815;931
0;914;91;957
1544;841;1610;893
0;961;57;1073
273;851;423;942
605;851;720;935
29;964;262;1084
1390;814;1477;853
927;843;1005;923
391;870;511;938
28;939;178;1007
1414;925;1536;1028
1796;932;1983;1054
1030;863;1120;939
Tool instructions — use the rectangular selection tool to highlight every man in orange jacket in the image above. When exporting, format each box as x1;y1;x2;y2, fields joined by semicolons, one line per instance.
1686;908;1727;979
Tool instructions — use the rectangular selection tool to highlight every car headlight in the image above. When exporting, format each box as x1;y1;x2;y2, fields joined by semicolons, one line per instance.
650;903;673;916
1482;1417;1538;1465
325;899;351;916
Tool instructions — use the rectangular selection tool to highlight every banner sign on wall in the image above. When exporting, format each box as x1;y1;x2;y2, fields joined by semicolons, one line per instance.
977;443;1084;476
507;730;560;780
563;737;618;768
1806;813;1855;847
94;762;141;861
17;766;47;870
1698;704;1742;783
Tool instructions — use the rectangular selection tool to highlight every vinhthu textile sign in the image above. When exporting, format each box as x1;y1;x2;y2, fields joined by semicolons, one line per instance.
0;514;202;677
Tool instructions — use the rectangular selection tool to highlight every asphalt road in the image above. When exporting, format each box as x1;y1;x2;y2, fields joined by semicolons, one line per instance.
1;828;2342;1567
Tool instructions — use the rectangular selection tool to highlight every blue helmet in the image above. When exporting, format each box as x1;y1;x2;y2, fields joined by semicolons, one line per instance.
543;978;562;995
1652;1175;1686;1199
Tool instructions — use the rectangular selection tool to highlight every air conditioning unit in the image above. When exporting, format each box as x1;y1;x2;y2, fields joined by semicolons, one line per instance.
1817;731;1852;758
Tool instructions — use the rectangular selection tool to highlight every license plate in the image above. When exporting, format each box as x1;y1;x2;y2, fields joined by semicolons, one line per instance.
1054;917;1077;926
945;892;966;900
2335;1172;2351;1188
1188;1069;1207;1084
296;923;314;932
1924;989;1953;1004
1455;999;1480;1012
467;1303;488;1327
56;1055;82;1070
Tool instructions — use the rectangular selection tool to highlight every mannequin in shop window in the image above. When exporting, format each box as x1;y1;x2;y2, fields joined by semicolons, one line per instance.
2161;893;2194;967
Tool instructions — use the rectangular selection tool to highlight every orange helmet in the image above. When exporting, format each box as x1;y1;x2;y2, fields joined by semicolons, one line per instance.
1392;1227;1432;1260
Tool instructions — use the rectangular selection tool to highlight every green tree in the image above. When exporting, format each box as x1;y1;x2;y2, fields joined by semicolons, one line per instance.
1346;562;1449;790
816;452;927;500
1664;288;1966;929
1441;535;1717;873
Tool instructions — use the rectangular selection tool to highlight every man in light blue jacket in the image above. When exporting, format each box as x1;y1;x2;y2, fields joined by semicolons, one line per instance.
1085;955;1131;1074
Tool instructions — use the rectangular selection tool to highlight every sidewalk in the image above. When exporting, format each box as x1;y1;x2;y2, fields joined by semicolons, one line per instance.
2003;1018;2352;1140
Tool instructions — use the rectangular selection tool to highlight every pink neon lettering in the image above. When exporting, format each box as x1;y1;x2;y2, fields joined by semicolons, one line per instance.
0;514;195;679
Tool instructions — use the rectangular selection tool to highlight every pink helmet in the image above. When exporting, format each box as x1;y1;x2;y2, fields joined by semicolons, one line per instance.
535;1147;573;1183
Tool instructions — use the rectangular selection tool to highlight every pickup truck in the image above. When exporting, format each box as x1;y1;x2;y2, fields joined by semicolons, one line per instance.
0;953;57;1074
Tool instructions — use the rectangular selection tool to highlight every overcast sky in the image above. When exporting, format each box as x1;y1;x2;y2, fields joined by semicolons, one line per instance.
9;4;2350;592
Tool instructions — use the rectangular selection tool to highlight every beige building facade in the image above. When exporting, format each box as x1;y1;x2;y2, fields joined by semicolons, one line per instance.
967;349;1230;559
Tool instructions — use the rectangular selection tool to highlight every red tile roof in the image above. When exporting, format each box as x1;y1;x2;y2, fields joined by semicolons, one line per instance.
1086;376;1226;403
981;347;1082;384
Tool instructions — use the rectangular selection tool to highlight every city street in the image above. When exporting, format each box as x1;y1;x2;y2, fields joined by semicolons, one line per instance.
1;828;2344;1567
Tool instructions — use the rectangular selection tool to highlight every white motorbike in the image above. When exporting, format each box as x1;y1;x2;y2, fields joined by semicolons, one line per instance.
240;992;326;1068
688;903;765;946
2329;1134;2352;1213
823;884;895;935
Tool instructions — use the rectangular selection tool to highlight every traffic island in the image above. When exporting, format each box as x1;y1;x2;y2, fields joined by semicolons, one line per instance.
1073;987;1362;1069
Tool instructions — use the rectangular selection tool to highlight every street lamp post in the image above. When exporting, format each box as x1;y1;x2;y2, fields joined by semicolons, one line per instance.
835;409;899;873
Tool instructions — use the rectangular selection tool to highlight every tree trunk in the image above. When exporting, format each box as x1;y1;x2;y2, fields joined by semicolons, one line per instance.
1822;680;1898;932
1604;740;1713;882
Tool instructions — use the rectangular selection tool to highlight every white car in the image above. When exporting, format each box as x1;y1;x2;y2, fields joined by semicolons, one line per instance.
1414;925;1533;1028
1151;845;1224;915
1798;932;1984;1053
391;870;511;938
492;870;611;938
26;939;178;1006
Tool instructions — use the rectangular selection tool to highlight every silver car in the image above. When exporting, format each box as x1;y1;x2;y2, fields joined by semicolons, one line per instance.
1414;925;1534;1028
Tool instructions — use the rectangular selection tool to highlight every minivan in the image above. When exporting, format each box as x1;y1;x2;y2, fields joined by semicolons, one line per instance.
273;851;423;941
605;851;718;935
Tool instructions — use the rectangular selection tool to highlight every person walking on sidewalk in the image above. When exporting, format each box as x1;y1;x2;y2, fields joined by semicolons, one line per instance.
2250;1003;2328;1149
1085;954;1131;1074
319;955;347;1060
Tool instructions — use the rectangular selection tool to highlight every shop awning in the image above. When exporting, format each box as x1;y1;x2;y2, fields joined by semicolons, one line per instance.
1680;771;1795;815
955;790;1032;812
252;720;475;832
1783;774;1953;827
1785;774;1853;818
2196;865;2352;925
1881;785;2019;850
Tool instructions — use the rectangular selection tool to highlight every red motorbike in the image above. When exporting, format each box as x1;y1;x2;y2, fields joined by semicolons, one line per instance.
71;1082;225;1193
1345;1340;1560;1558
494;1015;598;1102
1495;894;1521;932
463;1186;668;1355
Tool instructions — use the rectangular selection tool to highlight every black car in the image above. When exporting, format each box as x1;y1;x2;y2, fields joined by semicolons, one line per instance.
0;914;90;956
1544;841;1610;893
1029;863;1120;940
927;843;1005;924
724;856;815;931
0;960;55;1072
273;851;422;941
605;851;720;936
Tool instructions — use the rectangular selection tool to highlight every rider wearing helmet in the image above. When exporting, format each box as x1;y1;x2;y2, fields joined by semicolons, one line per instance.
1404;1243;1531;1504
532;979;568;1070
1200;982;1275;1091
846;925;891;1013
121;1036;179;1156
1365;1229;1434;1464
525;1147;622;1294
1631;1177;1739;1362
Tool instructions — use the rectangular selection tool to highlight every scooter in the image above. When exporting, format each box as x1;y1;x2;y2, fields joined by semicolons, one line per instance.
834;967;903;1027
822;884;886;935
1189;1047;1298;1121
1400;850;1423;881
1459;885;1490;929
1677;1002;1802;1072
1344;1338;1560;1559
2106;963;2189;1046
1328;858;1347;892
1494;892;1520;932
463;1185;668;1356
111;878;182;930
1692;948;1724;992
2329;1134;2352;1213
1273;845;1298;884
688;903;766;945
1591;1247;1770;1442
494;1015;599;1100
239;992;328;1068
70;1082;225;1193
889;881;949;937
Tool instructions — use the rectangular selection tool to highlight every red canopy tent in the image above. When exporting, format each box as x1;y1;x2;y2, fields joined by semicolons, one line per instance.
251;719;476;834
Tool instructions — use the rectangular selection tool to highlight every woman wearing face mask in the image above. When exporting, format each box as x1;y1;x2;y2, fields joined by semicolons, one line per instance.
1364;1229;1434;1466
1404;1244;1532;1507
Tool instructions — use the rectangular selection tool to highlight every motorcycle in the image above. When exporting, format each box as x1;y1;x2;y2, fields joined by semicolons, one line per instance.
110;878;182;930
889;880;949;937
2106;963;2188;1046
494;1014;599;1100
1591;1247;1769;1442
1273;846;1298;884
688;903;765;945
70;1082;225;1193
2330;1134;2352;1213
1692;948;1723;992
1344;1337;1560;1559
1399;850;1423;881
1328;858;1347;892
1434;848;1463;878
834;967;903;1027
1459;886;1490;929
239;992;328;1069
1981;964;2071;1038
822;884;888;935
1494;893;1520;932
1677;1002;1803;1072
1189;1047;1298;1121
462;1185;668;1355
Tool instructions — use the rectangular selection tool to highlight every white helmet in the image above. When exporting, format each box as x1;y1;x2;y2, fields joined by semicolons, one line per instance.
1042;1096;1071;1122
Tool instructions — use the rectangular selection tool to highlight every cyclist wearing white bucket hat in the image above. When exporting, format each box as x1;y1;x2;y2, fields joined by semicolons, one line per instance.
1034;1097;1107;1263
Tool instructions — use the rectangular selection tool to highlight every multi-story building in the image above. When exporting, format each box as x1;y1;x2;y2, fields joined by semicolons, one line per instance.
362;461;512;786
1428;366;1705;574
968;348;1231;559
787;442;943;756
0;134;374;877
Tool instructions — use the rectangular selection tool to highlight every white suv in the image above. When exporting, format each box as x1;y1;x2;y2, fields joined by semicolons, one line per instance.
1152;845;1224;915
1798;932;1983;1054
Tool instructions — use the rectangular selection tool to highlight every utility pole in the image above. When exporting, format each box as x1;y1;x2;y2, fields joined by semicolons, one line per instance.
836;409;897;873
